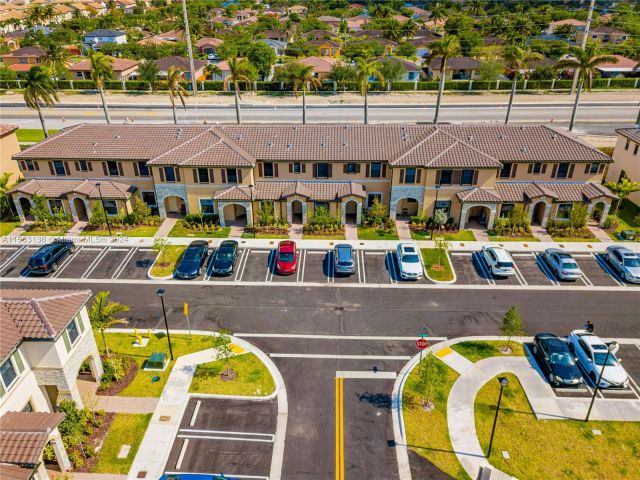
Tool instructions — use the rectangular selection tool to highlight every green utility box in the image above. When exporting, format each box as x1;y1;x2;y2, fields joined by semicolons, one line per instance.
146;352;168;371
620;230;637;241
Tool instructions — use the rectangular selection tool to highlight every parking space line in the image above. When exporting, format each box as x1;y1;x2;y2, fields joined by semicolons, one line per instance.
298;250;307;283
189;400;201;427
0;245;27;271
233;249;249;282
203;251;214;281
52;246;83;278
82;247;110;279
512;261;528;286
473;252;495;285
386;252;397;284
327;250;334;283
579;271;594;287
266;250;276;282
356;250;363;283
534;253;559;286
592;253;624;287
269;353;412;360
335;376;344;480
175;439;189;470
112;247;137;279
628;376;640;398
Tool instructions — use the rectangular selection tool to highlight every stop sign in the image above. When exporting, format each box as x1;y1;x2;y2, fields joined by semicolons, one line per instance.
416;338;429;350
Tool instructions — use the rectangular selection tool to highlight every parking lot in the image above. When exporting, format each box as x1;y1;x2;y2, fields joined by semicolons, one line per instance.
164;397;277;479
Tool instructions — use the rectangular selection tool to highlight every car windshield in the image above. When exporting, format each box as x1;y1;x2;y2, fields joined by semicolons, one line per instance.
594;352;618;366
183;250;200;261
31;257;46;265
623;257;640;267
402;254;420;263
217;249;234;261
338;261;352;267
497;261;513;268
563;262;579;270
279;252;294;262
550;352;575;366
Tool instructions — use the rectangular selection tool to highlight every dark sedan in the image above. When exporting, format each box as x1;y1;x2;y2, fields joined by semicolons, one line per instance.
174;241;209;279
27;241;76;275
533;333;584;387
210;240;239;276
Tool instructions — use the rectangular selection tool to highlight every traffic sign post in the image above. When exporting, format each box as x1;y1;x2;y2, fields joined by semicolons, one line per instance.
416;336;430;375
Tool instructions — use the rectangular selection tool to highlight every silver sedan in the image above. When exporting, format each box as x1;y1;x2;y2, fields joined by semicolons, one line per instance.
543;248;583;281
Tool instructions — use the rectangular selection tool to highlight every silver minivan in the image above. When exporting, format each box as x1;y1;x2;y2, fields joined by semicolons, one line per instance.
334;244;355;275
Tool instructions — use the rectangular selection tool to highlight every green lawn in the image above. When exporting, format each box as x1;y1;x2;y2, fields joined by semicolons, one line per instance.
16;128;58;143
0;221;20;236
22;228;67;236
80;225;160;237
99;330;214;397
413;230;477;241
190;353;275;396
241;232;289;239
606;200;640;242
302;234;346;240
488;236;540;243
552;236;600;243
149;245;185;277
91;413;151;474
421;248;454;282
357;226;399;240
168;220;230;238
475;373;640;480
450;340;525;362
403;355;470;480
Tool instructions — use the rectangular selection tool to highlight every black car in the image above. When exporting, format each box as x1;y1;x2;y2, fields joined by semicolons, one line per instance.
210;240;239;276
27;241;76;275
533;333;584;387
174;240;209;279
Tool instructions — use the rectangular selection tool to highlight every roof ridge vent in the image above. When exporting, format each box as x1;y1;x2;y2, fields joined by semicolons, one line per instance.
114;134;121;139
342;141;348;146
287;143;293;149
552;133;558;140
520;125;525;130
467;135;473;141
499;134;506;140
268;141;273;147
92;141;98;146
521;147;527;153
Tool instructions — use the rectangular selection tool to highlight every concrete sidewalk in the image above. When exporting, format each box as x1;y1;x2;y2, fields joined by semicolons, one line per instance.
93;395;158;414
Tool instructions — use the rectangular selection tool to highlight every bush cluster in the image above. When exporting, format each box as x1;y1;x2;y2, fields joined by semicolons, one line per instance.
183;213;220;230
99;355;129;390
487;206;531;237
88;200;161;230
303;206;344;236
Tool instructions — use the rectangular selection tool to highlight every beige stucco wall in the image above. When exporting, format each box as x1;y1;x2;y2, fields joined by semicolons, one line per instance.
509;162;607;182
608;135;640;205
1;129;22;180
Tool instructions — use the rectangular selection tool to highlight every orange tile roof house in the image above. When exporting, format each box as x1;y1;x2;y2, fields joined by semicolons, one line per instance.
1;46;45;68
155;56;206;81
0;124;21;182
297;56;342;80
578;25;630;44
595;55;637;77
69;57;139;80
196;37;224;54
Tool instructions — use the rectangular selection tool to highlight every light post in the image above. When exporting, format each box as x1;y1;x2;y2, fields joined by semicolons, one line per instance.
487;376;509;458
156;288;174;360
95;182;112;236
585;342;617;422
249;183;255;238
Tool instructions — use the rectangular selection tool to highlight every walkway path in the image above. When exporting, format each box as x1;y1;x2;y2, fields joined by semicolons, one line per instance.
94;395;158;414
155;217;178;237
228;224;244;238
7;221;32;236
288;223;303;240
468;226;489;242
345;222;358;240
588;225;614;243
395;218;412;241
531;225;554;242
66;221;88;236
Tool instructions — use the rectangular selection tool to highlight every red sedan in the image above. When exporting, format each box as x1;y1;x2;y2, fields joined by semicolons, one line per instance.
275;240;297;275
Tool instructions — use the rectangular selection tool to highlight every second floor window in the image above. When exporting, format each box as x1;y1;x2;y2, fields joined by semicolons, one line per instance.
77;160;89;172
346;163;358;174
316;163;329;178
439;170;453;185
556;163;569;179
370;162;382;178
53;161;67;176
226;168;238;183
107;161;120;176
198;168;210;183
461;170;474;185
164;167;176;182
138;161;150;176
532;163;542;174
0;356;18;390
404;168;417;184
499;163;512;178
292;162;302;174
24;160;36;171
263;162;274;177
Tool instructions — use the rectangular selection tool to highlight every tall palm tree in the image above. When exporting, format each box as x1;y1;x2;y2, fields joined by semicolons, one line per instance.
467;0;486;17
554;41;618;131
291;63;321;124
167;66;187;124
503;45;543;124
223;58;253;124
204;63;222;79
89;291;129;357
23;66;58;138
382;19;403;42
427;35;460;125
0;172;17;219
429;3;448;31
42;43;70;80
354;58;384;125
88;50;115;123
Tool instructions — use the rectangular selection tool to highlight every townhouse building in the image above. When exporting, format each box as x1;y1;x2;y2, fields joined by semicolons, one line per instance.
10;124;615;230
608;128;640;206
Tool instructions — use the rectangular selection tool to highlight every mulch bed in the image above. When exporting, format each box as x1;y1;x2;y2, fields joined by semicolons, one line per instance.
97;356;138;396
72;412;116;473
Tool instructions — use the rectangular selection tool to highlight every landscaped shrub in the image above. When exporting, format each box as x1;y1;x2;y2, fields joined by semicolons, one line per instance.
488;206;531;237
303;206;344;236
99;355;129;389
86;199;160;232
29;195;72;232
183;213;219;229
603;215;619;230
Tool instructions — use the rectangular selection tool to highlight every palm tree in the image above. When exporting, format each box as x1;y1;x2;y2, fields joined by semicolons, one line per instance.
467;0;486;17
204;63;222;79
354;58;384;125
0;172;16;219
23;66;58;138
429;3;448;31
42;43;69;80
291;63;321;124
167;66;187;124
223;58;253;124
88;50;115;123
137;59;159;89
89;291;129;357
503;45;543;124
382;19;403;42
554;41;618;131
427;35;460;125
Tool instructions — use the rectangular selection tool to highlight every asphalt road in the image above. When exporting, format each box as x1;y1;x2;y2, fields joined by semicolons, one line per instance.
0;101;637;135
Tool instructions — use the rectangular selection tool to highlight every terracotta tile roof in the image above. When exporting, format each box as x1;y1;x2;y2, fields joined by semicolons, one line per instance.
214;181;366;201
155;56;206;72
0;412;66;466
69;57;138;72
0;124;18;137
373;56;420;72
1;46;45;57
137;36;173;46
9;179;136;200
495;182;616;203
352;29;383;38
308;39;341;48
596;55;635;70
592;25;628;35
429;56;481;70
456;187;501;203
616;128;640;144
297;56;341;73
196;37;223;48
0;463;37;480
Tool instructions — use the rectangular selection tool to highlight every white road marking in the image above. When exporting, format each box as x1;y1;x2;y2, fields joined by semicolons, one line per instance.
473;252;495;285
180;429;274;440
0;245;27;271
175;439;189;470
0;246;17;250
534;253;559;286
52;246;83;278
235;333;448;341
297;250;306;283
236;248;250;282
579;271;594;287
165;472;268;480
387;251;398;284
327;250;334;283
592;253;624;287
81;247;110;278
108;248;129;252
450;252;472;256
140;248;154;252
112;247;137;279
268;353;412;360
512;261;528;286
177;434;274;443
336;371;397;379
365;251;386;255
189;400;201;427
266;250;276;282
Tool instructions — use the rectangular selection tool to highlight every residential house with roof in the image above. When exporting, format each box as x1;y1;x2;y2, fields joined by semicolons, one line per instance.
578;26;629;44
426;56;482;80
196;37;224;55
0;288;102;479
260;29;289;42
287;5;307;15
347;15;369;32
305;29;336;41
155;56;206;81
317;15;341;33
260;39;288;57
307;39;341;57
608;128;640;206
1;46;45;72
595;55;637;78
10;124;615;229
373;56;423;82
545;18;586;35
82;28;127;46
297;56;341;80
69;57;139;81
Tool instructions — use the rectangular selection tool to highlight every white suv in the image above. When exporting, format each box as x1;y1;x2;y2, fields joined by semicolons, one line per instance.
481;246;515;276
396;243;423;280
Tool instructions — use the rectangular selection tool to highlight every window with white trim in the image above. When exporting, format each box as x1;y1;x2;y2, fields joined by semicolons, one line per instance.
62;315;85;353
556;203;573;219
0;351;25;396
199;198;214;214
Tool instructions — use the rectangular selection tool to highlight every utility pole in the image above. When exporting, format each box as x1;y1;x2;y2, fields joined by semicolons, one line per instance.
571;0;595;94
181;0;198;95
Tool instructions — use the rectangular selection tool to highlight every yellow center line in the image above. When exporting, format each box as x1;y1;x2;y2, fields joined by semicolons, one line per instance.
335;377;344;480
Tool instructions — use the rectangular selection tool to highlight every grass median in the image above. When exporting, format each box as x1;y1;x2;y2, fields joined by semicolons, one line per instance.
189;353;275;396
357;226;399;240
91;413;151;474
80;225;160;237
149;245;185;277
421;248;454;282
488;236;540;242
411;230;477;241
168;220;230;238
475;373;640;479
0;221;20;236
450;340;525;362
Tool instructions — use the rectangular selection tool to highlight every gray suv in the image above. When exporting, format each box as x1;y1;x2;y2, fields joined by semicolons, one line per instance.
334;244;355;275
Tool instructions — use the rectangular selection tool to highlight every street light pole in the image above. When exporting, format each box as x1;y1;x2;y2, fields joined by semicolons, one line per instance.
585;342;617;422
487;376;509;458
95;182;112;236
156;288;174;361
249;184;255;238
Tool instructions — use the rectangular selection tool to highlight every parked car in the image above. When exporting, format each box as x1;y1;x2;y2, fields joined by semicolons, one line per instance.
334;244;355;275
396;243;423;280
567;330;629;388
210;240;239;276
275;240;297;275
481;246;515;276
533;333;583;387
207;53;219;61
606;245;640;284
27;241;76;274
542;248;583;281
174;240;209;279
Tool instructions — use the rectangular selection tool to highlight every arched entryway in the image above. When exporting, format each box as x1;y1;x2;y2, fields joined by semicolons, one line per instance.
531;201;547;225
73;198;88;221
589;201;606;225
345;200;358;224
291;200;303;224
223;203;247;226
395;197;419;217
76;353;102;402
163;196;186;218
466;205;490;227
19;197;33;220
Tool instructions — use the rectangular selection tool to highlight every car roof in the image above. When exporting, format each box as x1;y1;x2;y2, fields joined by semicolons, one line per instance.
279;241;296;251
488;247;511;261
189;240;208;247
219;240;238;247
577;333;606;348
335;244;351;250
540;336;570;352
609;246;635;256
400;243;417;253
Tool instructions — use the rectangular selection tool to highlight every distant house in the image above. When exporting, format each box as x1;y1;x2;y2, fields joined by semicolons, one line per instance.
196;37;224;55
373;38;399;56
260;39;287;57
595;55;638;78
69;57;139;80
578;26;629;45
287;5;308;15
317;15;341;33
155;30;184;42
83;29;127;46
506;57;557;75
545;18;586;35
137;36;173;46
1;46;46;70
373;56;423;82
408;37;440;60
297;56;341;80
307;39;342;57
208;59;233;80
352;29;384;39
261;29;289;42
305;29;336;41
426;56;482;80
155;56;206;81
347;15;369;32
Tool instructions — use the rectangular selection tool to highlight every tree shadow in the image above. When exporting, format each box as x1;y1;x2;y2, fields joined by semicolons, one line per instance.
356;391;392;411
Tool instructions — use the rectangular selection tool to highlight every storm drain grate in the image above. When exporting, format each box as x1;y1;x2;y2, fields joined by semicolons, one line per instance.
334;306;344;311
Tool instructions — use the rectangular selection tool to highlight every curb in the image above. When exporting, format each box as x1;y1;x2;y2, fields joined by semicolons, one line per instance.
422;249;457;285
